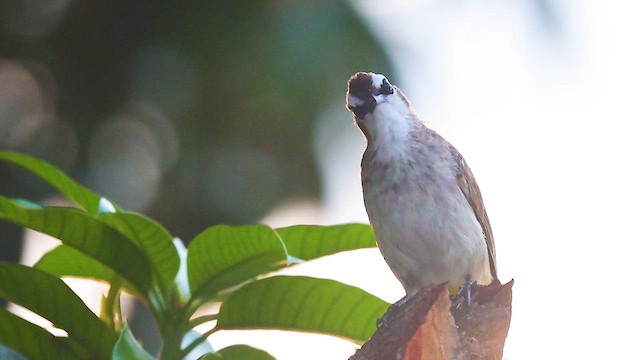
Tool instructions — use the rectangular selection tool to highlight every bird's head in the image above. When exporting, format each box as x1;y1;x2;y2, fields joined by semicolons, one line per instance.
346;72;399;117
346;72;416;142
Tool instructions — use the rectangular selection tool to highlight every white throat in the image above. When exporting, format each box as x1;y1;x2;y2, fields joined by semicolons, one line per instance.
362;93;417;161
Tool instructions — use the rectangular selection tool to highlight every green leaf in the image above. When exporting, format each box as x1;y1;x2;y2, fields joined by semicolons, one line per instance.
187;225;288;304
198;354;221;360
0;308;83;360
34;245;139;296
35;245;116;281
99;212;179;290
111;324;154;360
0;263;117;358
0;197;152;294
0;150;104;214
218;345;276;360
275;223;376;261
217;276;389;344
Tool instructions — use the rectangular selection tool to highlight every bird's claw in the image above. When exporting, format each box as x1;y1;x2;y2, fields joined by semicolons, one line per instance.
453;277;476;307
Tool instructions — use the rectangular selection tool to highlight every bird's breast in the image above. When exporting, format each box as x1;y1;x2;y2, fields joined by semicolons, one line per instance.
361;154;490;292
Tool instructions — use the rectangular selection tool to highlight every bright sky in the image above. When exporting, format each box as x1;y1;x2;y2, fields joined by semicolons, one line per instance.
229;1;640;359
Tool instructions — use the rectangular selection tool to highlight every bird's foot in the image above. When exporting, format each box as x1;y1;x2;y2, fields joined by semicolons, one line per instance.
376;294;409;328
452;277;476;308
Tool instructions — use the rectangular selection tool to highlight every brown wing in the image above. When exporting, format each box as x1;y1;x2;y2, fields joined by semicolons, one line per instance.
453;149;498;280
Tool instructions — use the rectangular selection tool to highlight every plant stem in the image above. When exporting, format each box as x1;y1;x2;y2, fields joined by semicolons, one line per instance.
159;326;187;360
188;313;218;328
180;326;218;359
103;278;123;332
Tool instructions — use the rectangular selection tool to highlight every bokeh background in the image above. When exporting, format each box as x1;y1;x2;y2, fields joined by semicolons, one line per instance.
2;0;640;359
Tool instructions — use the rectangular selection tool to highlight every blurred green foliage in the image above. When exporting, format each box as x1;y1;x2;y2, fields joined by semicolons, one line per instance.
1;1;393;246
1;2;393;355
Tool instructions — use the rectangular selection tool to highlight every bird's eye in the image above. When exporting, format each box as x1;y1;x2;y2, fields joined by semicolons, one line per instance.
379;78;394;95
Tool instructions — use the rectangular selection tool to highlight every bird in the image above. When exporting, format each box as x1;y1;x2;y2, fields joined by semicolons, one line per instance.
345;72;497;298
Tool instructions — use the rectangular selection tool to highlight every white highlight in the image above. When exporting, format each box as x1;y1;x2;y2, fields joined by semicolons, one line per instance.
173;237;191;299
347;95;365;108
370;73;387;90
98;197;117;213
